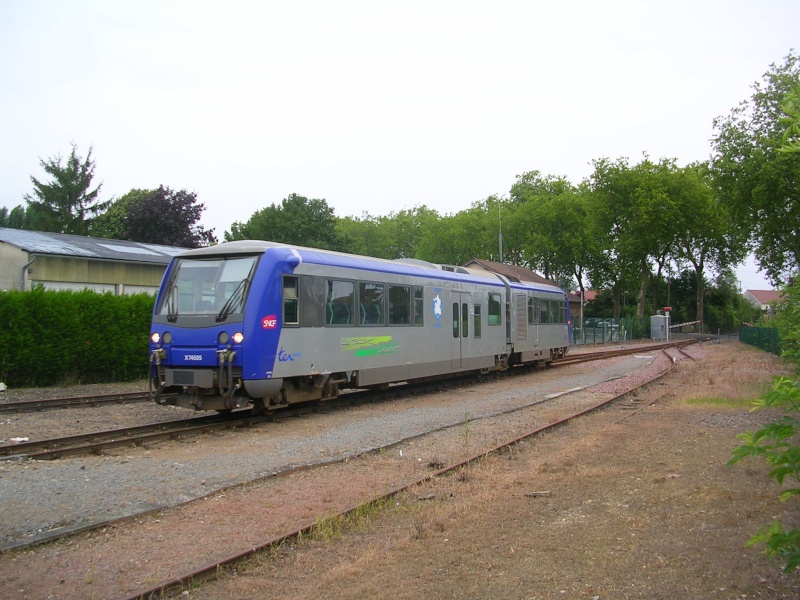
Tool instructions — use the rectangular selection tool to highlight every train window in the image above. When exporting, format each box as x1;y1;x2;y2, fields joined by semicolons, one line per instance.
488;293;502;326
282;276;299;326
540;298;550;324
528;297;534;325
326;279;354;325
452;303;459;338
474;304;481;338
413;286;424;326
359;282;384;325
560;301;567;324
388;285;411;325
462;303;469;338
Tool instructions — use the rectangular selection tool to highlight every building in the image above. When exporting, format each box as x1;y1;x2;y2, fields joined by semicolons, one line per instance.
462;258;556;286
0;227;189;294
462;257;581;318
743;289;783;313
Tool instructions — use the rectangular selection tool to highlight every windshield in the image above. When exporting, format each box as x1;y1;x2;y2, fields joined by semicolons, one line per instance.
157;256;258;320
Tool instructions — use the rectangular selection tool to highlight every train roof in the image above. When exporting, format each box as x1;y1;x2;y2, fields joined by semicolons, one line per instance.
177;240;566;295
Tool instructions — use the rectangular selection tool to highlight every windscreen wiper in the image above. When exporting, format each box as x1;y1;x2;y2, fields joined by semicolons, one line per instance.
167;284;179;323
216;278;248;322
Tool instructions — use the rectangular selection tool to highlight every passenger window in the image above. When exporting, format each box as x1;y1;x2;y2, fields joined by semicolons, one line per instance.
326;279;354;325
462;303;469;338
389;285;411;325
474;304;481;338
413;286;424;326
283;276;299;325
488;293;502;326
359;282;384;325
540;299;550;324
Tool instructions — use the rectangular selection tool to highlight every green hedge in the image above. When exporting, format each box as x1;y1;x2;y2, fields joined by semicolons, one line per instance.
0;288;155;387
739;325;782;356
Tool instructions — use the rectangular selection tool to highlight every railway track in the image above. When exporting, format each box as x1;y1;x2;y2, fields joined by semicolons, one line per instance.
0;412;271;460
0;340;689;416
0;341;696;462
0;390;151;414
124;344;691;600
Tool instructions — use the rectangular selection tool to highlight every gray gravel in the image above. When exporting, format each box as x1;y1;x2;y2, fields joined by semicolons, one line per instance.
0;354;658;550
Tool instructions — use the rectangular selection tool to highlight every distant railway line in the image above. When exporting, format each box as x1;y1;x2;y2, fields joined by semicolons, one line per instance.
0;390;151;414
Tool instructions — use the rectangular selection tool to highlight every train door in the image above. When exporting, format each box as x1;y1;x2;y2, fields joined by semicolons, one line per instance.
531;296;540;345
451;293;471;368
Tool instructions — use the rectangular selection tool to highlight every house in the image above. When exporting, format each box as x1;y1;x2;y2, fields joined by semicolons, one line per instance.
462;258;580;318
462;258;556;286
0;227;189;294
743;289;782;313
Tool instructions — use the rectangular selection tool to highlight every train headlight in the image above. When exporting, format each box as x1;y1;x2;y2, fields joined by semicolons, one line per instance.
218;331;229;344
232;332;244;344
151;332;160;344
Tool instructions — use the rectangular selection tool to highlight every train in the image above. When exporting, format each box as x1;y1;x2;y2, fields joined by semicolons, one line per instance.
148;240;572;412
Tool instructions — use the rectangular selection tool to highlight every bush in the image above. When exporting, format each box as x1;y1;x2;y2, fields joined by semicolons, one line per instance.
0;288;154;387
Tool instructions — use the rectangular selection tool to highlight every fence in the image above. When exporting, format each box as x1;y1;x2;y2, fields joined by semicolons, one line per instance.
573;317;651;345
739;326;782;356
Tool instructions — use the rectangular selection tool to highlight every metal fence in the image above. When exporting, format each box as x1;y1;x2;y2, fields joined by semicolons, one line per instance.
739;326;782;356
573;317;651;345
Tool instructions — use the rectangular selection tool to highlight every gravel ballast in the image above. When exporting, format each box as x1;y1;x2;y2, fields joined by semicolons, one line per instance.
0;352;658;550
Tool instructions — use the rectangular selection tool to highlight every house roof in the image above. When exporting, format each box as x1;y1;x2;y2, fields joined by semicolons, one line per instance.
744;289;782;305
0;227;189;265
570;290;598;302
462;258;556;285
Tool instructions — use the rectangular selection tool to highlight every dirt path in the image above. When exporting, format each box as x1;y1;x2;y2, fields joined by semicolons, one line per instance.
190;342;800;600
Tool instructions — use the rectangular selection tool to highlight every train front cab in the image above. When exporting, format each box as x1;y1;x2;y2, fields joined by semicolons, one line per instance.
148;245;283;412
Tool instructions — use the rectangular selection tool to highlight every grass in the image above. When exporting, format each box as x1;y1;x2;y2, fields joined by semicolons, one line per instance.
684;396;757;409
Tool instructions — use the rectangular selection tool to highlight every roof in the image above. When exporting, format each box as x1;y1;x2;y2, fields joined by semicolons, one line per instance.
0;227;189;265
462;258;556;285
183;240;566;295
744;289;782;305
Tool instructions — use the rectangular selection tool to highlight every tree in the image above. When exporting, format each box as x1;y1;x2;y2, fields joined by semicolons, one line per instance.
711;52;800;285
24;144;109;235
337;206;443;260
416;201;498;266
672;162;747;328
93;187;216;248
225;193;350;252
728;89;800;574
0;205;27;229
588;156;682;319
509;172;595;292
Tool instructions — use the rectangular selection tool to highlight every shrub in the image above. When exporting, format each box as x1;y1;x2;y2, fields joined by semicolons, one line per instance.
0;288;154;387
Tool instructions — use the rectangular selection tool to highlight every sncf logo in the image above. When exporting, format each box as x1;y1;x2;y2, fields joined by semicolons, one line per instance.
262;314;278;329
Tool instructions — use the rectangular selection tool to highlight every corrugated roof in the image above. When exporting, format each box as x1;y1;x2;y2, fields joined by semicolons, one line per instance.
0;227;189;265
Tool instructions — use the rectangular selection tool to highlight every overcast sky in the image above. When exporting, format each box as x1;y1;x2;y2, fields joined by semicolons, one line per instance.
1;1;797;290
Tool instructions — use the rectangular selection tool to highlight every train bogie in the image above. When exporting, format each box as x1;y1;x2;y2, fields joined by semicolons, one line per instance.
148;241;571;412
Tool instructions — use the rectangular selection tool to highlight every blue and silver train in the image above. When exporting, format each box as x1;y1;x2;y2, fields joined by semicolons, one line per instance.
148;240;571;412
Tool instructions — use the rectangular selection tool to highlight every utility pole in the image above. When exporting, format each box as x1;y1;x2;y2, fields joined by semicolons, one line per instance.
498;198;503;263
